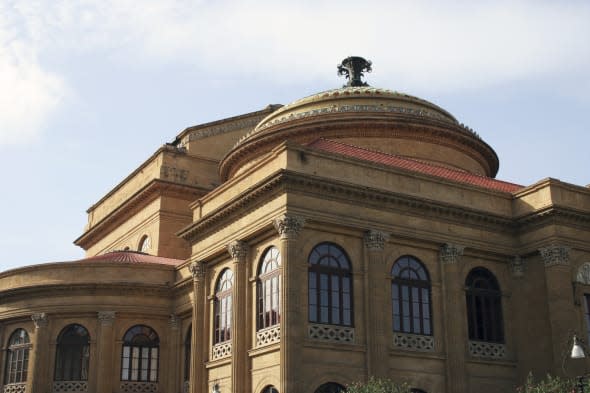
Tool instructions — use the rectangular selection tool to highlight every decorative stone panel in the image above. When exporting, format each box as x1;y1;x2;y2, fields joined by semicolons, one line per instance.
393;332;435;352
308;323;354;343
52;381;88;392
3;383;26;393
256;325;280;347
468;340;506;359
539;246;570;267
211;342;232;360
120;382;158;393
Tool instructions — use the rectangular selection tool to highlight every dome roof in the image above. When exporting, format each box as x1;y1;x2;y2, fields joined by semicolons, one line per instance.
220;58;499;181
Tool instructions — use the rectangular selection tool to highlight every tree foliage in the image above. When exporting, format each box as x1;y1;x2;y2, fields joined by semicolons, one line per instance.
346;377;412;393
515;373;586;393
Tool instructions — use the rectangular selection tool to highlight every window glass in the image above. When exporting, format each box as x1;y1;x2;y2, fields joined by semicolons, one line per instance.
465;267;504;343
120;325;159;382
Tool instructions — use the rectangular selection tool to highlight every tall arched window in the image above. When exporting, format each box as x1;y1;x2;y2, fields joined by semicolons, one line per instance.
308;242;353;326
121;325;159;382
4;329;30;385
314;382;346;393
257;246;281;330
184;325;191;382
214;269;233;344
54;324;90;381
466;267;504;343
138;235;150;253
261;386;279;393
391;256;432;335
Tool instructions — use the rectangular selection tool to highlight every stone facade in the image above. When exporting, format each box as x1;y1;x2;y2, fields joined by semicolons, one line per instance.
1;77;590;393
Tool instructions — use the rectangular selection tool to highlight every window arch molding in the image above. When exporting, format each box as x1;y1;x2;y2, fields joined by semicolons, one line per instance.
391;255;432;336
257;246;281;330
465;267;504;343
308;242;353;326
4;328;31;385
54;323;90;382
138;235;151;253
213;268;234;344
120;324;159;382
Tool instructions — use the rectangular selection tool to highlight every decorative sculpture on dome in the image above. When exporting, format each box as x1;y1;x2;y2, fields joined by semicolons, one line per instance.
337;56;372;87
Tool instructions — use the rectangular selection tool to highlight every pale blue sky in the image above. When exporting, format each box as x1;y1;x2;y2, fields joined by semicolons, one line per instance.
1;0;589;271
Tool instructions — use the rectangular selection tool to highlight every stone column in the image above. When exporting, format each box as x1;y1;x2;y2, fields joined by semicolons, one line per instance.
168;314;181;393
189;261;207;393
439;244;467;393
363;230;389;378
96;311;116;393
539;246;576;374
0;323;5;386
228;240;249;393
28;313;49;393
273;214;305;393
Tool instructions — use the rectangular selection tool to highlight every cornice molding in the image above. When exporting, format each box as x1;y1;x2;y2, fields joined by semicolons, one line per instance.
516;205;590;231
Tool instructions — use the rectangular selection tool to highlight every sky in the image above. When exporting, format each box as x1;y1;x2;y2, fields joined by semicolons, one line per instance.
1;0;589;271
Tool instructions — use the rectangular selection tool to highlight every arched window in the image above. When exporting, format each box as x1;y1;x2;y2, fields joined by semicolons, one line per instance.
465;267;504;343
138;235;150;253
261;386;279;393
4;329;30;385
314;382;346;393
184;325;191;382
411;389;428;393
214;269;233;344
121;325;159;382
54;324;90;381
257;247;281;330
308;242;353;326
391;256;432;335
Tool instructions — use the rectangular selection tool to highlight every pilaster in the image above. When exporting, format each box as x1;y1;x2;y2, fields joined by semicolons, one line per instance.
28;312;49;393
189;261;207;393
96;311;116;393
439;244;467;393
168;314;181;393
273;214;305;393
228;240;249;393
363;230;389;378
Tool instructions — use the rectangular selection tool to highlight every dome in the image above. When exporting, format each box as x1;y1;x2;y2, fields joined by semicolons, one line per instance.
219;59;499;181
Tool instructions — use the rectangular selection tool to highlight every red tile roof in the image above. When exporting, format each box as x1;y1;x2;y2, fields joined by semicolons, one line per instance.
307;138;523;193
77;251;184;266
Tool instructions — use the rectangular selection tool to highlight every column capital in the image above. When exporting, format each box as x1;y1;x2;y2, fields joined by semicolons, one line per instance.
273;214;305;239
189;261;206;281
539;245;570;267
31;313;48;328
363;230;389;251
97;311;116;326
439;243;464;265
227;240;249;261
510;255;525;278
169;314;180;330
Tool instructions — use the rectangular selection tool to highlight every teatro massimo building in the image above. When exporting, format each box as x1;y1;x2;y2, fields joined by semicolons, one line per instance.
1;57;590;393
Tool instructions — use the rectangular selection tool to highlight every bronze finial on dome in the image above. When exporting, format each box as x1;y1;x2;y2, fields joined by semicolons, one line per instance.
337;56;372;87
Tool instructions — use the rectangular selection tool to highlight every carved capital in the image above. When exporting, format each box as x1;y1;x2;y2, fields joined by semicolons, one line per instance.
189;261;206;281
510;256;525;278
539;246;570;267
98;311;116;326
439;244;464;265
364;230;389;251
31;313;48;328
273;214;305;239
169;314;180;330
227;240;248;261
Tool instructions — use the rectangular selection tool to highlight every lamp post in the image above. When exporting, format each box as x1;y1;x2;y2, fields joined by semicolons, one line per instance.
571;335;587;393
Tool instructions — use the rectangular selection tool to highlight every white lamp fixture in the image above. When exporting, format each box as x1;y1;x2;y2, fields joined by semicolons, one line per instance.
571;335;586;359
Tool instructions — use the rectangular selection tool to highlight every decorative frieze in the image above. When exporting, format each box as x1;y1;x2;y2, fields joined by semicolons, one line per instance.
468;341;506;359
510;256;525;278
256;325;280;347
273;215;305;239
31;312;48;328
439;244;464;265
120;382;158;393
3;383;26;393
308;323;354;343
97;311;116;326
188;261;206;281
364;230;388;251
539;246;570;267
576;263;590;285
211;342;232;360
393;332;435;352
227;240;248;261
52;381;88;392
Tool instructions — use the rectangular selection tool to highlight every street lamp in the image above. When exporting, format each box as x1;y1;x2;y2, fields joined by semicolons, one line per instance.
571;335;587;393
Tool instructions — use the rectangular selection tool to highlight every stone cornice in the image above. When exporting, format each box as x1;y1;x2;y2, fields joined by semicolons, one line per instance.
75;179;207;249
516;205;590;231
